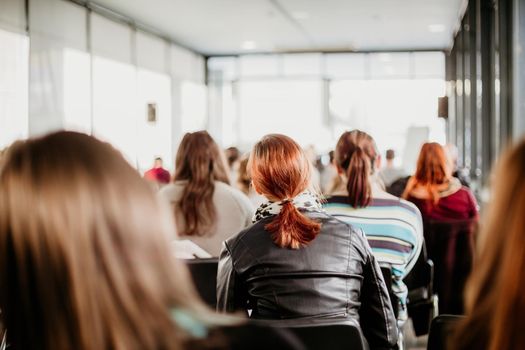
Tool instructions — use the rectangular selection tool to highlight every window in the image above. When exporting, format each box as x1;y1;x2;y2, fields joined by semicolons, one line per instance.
0;28;28;148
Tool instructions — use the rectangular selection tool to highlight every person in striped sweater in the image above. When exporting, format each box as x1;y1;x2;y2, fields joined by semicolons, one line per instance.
323;130;423;325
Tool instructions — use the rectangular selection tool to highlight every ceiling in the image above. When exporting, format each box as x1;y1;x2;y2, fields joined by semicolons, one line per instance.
92;0;467;56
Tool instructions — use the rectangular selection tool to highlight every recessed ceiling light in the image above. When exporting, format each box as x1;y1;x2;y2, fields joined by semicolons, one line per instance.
241;40;257;50
291;11;310;20
428;24;446;33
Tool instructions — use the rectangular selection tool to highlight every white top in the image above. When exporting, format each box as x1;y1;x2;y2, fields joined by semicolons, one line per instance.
160;181;254;257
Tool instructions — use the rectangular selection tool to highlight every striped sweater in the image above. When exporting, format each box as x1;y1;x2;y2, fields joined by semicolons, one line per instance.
323;196;423;320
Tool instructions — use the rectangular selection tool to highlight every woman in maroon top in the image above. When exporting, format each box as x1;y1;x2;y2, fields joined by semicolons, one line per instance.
402;143;478;222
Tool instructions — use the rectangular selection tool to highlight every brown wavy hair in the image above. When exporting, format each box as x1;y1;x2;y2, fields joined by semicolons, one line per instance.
249;134;321;249
0;131;214;349
452;138;525;350
402;142;451;203
173;131;230;236
334;130;378;208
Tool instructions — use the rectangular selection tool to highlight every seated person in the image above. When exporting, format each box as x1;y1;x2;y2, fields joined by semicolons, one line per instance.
379;149;406;188
236;155;265;208
143;156;171;185
453;138;525;350
0;131;300;350
323;130;423;324
402;143;478;222
217;134;398;349
160;131;253;257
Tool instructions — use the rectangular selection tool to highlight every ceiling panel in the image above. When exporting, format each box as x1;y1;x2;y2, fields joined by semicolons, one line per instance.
92;0;466;55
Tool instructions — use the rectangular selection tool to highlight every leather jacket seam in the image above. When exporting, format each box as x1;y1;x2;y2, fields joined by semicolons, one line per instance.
345;225;352;315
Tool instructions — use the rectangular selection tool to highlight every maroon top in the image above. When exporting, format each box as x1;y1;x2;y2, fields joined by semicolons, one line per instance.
406;187;478;222
144;167;171;184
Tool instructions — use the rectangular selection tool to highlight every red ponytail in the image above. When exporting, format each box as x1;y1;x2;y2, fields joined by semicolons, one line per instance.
265;202;321;250
249;134;321;249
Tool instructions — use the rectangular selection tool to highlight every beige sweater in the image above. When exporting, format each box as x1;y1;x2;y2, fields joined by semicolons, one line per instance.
160;181;254;257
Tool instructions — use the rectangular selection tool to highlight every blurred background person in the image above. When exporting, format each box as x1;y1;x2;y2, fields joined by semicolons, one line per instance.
236;154;265;208
225;146;241;184
303;144;322;191
444;143;471;187
160;131;253;257
453;138;525;350
402;143;478;223
143;156;171;187
217;134;398;350
379;149;407;188
324;130;423;328
320;150;341;194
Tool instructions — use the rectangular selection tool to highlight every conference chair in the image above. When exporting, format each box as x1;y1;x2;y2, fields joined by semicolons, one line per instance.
184;258;219;308
269;323;368;350
424;219;477;314
404;242;438;335
427;314;464;350
380;266;399;319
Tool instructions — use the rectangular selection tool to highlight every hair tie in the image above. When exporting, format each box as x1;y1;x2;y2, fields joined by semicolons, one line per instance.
281;198;293;204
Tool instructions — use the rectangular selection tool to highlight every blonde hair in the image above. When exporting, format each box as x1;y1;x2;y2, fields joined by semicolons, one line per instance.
0;131;212;349
453;138;525;350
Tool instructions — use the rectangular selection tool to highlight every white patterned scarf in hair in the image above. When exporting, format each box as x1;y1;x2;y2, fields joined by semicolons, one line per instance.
252;191;324;224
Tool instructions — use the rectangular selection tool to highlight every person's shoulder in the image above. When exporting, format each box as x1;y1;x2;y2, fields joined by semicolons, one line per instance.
214;181;254;210
457;185;474;195
214;181;243;198
223;218;267;251
158;182;185;200
397;197;422;215
312;210;362;236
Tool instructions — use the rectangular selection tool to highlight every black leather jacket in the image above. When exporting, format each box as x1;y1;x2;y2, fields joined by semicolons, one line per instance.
216;210;398;349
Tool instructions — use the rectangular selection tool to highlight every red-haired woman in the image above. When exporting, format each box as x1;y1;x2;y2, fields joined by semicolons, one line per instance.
217;134;398;349
402;143;478;222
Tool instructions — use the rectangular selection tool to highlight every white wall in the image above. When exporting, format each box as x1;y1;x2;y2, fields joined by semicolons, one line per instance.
0;0;207;170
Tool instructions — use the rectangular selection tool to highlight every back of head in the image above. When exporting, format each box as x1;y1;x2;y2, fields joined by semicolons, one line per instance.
385;149;395;161
237;156;251;195
403;142;450;203
0;131;204;349
174;131;230;236
334;130;378;208
454;138;525;350
249;134;321;249
225;146;240;169
154;156;163;168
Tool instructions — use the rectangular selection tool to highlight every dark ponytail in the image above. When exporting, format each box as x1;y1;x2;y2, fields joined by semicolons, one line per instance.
265;201;321;250
346;146;372;208
335;130;377;208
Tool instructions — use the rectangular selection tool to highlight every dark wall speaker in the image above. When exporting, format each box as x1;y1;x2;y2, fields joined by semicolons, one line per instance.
438;96;448;119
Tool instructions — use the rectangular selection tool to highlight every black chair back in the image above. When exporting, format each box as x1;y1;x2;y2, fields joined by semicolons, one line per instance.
282;324;368;350
427;314;464;350
424;219;477;314
219;323;306;350
404;242;437;336
184;258;218;308
380;266;399;319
